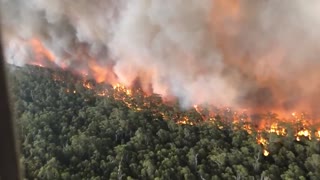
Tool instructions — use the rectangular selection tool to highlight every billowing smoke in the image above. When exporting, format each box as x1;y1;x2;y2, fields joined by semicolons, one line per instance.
2;0;320;115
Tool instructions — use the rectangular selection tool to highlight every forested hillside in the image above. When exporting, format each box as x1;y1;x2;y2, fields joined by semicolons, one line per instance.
8;65;320;180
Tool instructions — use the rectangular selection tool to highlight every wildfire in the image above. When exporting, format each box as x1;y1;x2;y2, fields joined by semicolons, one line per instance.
177;117;194;125
113;83;132;96
47;70;320;158
25;63;320;158
263;149;270;157
82;76;320;155
83;82;94;89
97;92;106;96
296;129;311;141
242;124;252;134
268;123;286;136
29;38;55;63
257;136;268;147
317;130;320;140
16;36;320;158
88;60;118;85
193;105;207;120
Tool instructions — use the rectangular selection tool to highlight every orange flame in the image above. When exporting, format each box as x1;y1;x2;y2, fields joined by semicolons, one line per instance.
177;117;194;125
296;129;311;141
29;38;56;66
268;123;286;136
88;60;118;85
263;149;270;156
83;82;94;89
22;35;320;159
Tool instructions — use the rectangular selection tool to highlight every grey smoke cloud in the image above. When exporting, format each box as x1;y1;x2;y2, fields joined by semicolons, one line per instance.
2;0;320;114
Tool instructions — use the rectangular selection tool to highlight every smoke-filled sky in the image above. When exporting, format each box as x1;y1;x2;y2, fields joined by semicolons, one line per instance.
2;0;320;115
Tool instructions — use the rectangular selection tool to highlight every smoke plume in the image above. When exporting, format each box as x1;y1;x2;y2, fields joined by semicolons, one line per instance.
2;0;320;115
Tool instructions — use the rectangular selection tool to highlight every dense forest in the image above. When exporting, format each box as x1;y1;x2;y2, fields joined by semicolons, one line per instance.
7;65;320;180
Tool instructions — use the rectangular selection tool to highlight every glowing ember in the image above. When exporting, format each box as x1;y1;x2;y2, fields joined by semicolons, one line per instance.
263;149;269;156
193;104;207;120
113;83;132;96
177;117;194;125
268;123;286;136
242;124;252;134
257;136;268;147
83;82;94;89
296;129;311;140
97;91;108;97
316;130;320;140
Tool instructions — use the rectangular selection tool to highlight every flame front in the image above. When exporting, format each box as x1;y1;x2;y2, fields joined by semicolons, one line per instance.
3;0;320;158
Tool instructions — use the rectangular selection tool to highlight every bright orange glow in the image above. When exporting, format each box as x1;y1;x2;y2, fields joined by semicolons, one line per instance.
29;38;56;64
268;123;286;136
113;83;132;96
193;104;206;120
242;124;252;134
257;136;268;146
22;33;320;159
177;117;194;125
316;130;320;140
296;129;311;140
83;82;94;89
88;60;118;85
97;90;108;97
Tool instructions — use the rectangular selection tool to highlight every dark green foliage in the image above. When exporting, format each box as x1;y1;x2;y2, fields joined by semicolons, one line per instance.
8;65;320;179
